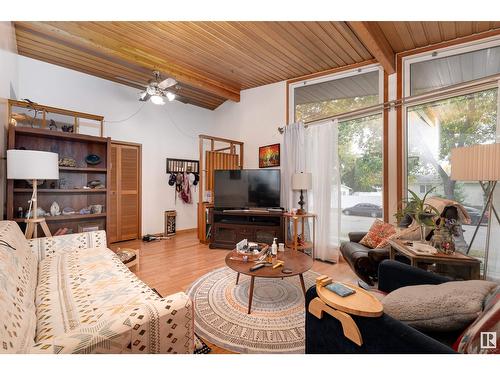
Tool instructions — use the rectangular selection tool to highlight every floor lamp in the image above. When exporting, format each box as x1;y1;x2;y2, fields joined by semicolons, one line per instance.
451;143;500;278
7;150;59;239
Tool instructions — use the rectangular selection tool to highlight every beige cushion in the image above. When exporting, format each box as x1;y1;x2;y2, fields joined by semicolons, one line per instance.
382;280;497;332
0;221;38;353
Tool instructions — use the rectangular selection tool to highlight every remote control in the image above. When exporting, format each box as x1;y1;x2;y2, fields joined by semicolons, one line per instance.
326;282;356;297
250;263;265;272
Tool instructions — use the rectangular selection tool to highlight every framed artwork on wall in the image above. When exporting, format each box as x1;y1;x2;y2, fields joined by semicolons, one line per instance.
259;143;280;168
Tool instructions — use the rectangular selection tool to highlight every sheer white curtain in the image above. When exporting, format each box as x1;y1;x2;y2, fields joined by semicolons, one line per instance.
305;120;341;262
281;122;305;210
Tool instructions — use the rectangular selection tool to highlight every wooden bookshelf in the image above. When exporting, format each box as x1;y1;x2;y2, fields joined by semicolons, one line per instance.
7;124;111;237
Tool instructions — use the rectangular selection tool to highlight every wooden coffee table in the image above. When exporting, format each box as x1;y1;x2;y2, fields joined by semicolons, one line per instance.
225;250;313;314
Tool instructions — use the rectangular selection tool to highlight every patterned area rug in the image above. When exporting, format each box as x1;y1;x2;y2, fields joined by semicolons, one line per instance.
186;266;319;354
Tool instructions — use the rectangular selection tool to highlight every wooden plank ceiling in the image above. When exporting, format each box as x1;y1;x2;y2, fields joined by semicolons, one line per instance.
14;21;500;110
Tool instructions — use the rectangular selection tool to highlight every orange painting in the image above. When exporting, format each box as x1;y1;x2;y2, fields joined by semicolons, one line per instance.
259;143;280;168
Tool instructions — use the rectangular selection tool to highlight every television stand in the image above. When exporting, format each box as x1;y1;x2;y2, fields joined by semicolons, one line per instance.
209;209;285;249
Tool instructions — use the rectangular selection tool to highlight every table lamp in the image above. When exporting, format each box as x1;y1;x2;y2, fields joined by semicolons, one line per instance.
7;150;59;239
292;172;312;215
451;143;500;277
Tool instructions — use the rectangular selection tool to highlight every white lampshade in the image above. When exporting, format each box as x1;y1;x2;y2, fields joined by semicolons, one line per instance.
292;172;312;190
451;143;500;181
7;150;59;180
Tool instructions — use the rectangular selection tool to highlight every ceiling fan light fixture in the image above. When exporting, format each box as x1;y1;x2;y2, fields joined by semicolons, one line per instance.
166;92;176;102
151;95;165;105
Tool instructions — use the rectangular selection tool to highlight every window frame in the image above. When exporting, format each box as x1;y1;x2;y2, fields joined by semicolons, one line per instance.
288;64;384;124
402;36;500;198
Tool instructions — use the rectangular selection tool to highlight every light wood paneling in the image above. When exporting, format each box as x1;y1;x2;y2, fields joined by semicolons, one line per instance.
109;142;141;242
205;151;240;191
13;21;500;110
14;21;373;110
377;21;500;53
109;230;358;354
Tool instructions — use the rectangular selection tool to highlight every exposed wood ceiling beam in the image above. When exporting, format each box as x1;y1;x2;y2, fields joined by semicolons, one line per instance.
347;22;395;74
15;22;241;102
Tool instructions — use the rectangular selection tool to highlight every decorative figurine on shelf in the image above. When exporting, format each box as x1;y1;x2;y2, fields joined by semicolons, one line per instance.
59;157;77;167
87;179;105;189
85;154;101;165
50;201;61;216
48;119;57;131
62;207;76;216
432;218;459;255
61;124;74;133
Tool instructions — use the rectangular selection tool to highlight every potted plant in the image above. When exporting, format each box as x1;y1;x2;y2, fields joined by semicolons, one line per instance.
395;188;441;242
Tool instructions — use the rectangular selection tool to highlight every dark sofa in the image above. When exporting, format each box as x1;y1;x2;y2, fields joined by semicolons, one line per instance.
339;231;391;285
305;260;457;354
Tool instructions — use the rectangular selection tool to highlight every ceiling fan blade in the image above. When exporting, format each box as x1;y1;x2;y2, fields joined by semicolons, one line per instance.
158;77;177;89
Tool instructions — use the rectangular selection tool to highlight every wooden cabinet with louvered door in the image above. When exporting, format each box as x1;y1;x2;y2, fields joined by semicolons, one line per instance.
109;141;142;243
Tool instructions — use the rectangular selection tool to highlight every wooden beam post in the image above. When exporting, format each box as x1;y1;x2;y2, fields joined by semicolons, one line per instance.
347;22;395;74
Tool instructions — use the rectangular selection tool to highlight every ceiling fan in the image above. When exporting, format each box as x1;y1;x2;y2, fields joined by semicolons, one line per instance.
117;71;178;105
138;71;178;105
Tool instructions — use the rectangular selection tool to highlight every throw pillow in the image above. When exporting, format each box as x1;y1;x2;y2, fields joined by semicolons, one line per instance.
382;280;497;332
359;219;396;249
453;286;499;354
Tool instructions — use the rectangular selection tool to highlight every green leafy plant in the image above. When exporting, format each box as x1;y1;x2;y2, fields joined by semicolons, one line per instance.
396;188;441;240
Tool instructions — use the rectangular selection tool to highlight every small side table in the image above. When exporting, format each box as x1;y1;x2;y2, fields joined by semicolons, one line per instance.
388;239;480;280
116;248;140;271
284;212;316;259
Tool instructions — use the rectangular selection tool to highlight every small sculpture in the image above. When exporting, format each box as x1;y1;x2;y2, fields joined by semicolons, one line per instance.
62;207;76;216
50;201;61;216
49;119;57;130
25;207;47;219
79;207;91;215
87;179;105;189
85;154;101;165
89;204;103;214
59;157;77;167
61;124;74;133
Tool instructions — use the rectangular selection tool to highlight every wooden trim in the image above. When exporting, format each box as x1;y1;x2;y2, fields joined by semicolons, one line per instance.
176;228;197;235
8;99;104;121
198;134;244;145
286;59;378;85
347;22;395;74
394;28;500;206
285;59;377;124
396;53;404;208
396;28;500;59
11;124;109;143
383;72;389;222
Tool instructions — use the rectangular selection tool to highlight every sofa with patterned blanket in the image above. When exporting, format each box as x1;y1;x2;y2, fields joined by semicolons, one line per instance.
0;221;194;354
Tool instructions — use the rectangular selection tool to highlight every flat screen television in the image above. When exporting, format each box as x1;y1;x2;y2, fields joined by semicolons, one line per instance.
214;169;281;209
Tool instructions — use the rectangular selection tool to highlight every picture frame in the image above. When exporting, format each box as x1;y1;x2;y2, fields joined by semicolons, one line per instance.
259;143;280;168
78;222;101;233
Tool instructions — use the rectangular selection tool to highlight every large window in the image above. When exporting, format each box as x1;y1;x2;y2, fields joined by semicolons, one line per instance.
405;40;500;276
294;70;380;123
291;67;384;239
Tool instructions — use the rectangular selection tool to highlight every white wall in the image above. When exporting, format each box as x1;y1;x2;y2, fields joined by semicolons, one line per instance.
0;21;19;219
213;81;285;168
17;56;216;234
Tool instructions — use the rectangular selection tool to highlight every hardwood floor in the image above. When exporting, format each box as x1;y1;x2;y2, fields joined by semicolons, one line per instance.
109;230;358;354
